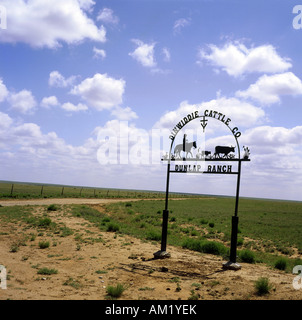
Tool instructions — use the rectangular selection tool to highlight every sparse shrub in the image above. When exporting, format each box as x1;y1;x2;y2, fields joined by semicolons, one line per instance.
125;202;132;207
200;219;208;225
254;277;272;296
208;222;215;228
47;204;58;211
237;238;244;246
201;241;226;255
188;289;199;300
10;243;19;253
38;217;52;227
39;241;50;249
274;257;287;271
182;238;227;256
106;283;126;299
37;267;58;275
239;249;255;263
146;230;161;241
63;277;82;289
106;223;120;232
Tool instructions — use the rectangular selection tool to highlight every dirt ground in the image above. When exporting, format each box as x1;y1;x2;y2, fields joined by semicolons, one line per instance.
0;198;301;300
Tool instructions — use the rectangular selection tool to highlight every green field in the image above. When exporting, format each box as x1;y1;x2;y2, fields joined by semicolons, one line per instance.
96;197;302;271
1;180;301;272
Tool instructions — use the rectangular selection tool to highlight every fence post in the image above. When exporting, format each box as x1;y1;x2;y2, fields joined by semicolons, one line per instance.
61;187;64;196
10;184;14;196
40;185;44;196
80;187;83;196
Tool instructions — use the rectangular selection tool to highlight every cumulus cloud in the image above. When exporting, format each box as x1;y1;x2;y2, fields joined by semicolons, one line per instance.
0;79;8;102
198;42;292;77
154;97;265;131
70;73;125;111
8;90;37;114
93;47;106;59
110;106;138;121
97;8;119;25
0;0;106;48
40;96;59;108
61;102;88;112
129;39;157;68
0;111;13;130
236;72;302;105
49;71;77;88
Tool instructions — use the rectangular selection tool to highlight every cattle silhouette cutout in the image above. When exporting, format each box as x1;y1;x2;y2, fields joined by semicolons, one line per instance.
214;146;235;159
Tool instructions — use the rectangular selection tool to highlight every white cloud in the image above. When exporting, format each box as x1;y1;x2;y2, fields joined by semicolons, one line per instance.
70;73;125;111
8;90;37;114
61;102;88;112
110;106;138;121
243;125;302;153
0;79;8;102
41;96;59;108
97;8;119;25
236;72;302;105
162;47;171;62
173;18;191;34
154;97;265;131
0;111;13;130
129;39;157;68
199;42;292;77
49;71;77;88
93;47;106;59
0;0;106;48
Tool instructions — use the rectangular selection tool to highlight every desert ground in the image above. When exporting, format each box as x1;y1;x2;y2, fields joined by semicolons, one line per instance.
0;198;300;300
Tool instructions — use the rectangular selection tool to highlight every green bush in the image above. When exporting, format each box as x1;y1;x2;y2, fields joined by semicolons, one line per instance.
146;230;161;241
274;257;287;271
208;222;215;228
182;239;227;256
239;249;255;263
47;204;58;211
106;223;120;232
39;241;50;249
38;217;52;227
106;283;125;299
37;267;58;275
254;277;272;296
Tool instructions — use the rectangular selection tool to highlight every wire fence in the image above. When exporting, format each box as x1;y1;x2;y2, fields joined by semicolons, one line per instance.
0;182;196;199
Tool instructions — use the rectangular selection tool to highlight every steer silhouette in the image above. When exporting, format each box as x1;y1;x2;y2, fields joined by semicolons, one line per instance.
214;146;235;159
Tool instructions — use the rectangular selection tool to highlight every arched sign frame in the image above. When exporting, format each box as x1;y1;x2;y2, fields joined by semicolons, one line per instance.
154;109;250;270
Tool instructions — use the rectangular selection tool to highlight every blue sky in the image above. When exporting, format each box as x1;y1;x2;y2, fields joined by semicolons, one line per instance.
0;0;302;201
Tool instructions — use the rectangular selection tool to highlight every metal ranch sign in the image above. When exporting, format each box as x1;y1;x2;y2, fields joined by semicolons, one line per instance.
154;109;250;270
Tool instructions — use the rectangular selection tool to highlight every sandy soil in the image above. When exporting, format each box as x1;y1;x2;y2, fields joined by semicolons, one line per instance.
0;198;300;300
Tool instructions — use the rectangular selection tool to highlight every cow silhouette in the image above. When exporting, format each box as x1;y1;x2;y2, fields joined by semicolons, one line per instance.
214;146;235;159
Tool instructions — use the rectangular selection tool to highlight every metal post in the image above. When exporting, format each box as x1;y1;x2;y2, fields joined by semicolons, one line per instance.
223;160;242;270
154;162;171;259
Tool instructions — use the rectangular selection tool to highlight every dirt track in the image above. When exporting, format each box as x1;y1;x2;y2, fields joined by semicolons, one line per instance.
0;198;140;207
0;198;301;300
